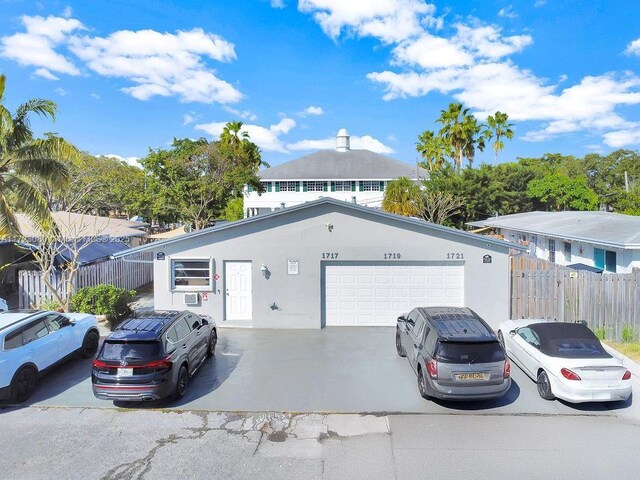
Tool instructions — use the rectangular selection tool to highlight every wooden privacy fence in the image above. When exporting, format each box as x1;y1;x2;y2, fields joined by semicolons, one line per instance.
511;255;640;342
19;252;153;309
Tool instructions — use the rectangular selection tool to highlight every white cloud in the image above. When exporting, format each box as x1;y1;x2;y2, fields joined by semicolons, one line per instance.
298;105;324;116
183;112;197;125
287;133;394;154
90;92;100;99
1;15;242;104
624;38;640;56
69;28;241;103
195;117;296;152
34;67;59;80
54;87;66;96
223;105;258;121
602;126;640;148
0;15;84;77
534;0;547;7
497;5;518;19
62;6;73;18
270;0;286;8
298;0;440;44
103;154;142;168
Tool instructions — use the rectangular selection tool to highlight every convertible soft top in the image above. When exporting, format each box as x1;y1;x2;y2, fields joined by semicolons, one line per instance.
529;322;612;359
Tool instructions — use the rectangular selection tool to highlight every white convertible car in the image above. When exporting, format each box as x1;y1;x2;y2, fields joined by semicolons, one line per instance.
497;319;632;403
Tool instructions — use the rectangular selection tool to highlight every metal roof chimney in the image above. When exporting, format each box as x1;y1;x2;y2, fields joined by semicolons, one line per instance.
336;128;350;152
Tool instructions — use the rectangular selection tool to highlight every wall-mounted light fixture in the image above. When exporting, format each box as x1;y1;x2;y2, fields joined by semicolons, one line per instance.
325;223;334;232
260;264;271;279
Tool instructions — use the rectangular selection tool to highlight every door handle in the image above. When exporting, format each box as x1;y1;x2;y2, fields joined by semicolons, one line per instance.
182;344;187;349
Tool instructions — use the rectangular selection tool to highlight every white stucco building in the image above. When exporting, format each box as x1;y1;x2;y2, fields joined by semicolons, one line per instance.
468;211;640;273
243;129;427;217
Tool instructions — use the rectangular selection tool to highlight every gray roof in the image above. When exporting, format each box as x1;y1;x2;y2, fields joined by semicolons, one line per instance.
468;211;640;249
112;197;523;259
259;149;428;180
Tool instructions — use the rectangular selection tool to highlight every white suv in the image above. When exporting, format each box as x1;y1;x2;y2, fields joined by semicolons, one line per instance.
0;310;99;403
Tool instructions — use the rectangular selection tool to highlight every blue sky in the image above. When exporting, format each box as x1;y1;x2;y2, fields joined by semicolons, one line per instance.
2;0;640;168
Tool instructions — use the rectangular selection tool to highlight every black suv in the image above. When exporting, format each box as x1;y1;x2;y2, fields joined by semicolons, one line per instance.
396;306;510;401
92;310;217;402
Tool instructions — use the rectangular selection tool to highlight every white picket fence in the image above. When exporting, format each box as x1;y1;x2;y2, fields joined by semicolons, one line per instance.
18;252;154;308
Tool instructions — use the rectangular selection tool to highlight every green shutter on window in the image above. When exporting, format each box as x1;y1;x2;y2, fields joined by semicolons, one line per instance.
267;182;272;192
275;182;280;192
303;181;308;192
323;181;328;192
330;181;336;192
359;181;364;192
380;181;384;191
247;184;253;192
351;181;356;192
295;181;300;192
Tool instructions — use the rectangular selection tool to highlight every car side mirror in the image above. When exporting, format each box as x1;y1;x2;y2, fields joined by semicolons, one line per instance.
397;316;406;323
508;330;516;336
201;319;209;326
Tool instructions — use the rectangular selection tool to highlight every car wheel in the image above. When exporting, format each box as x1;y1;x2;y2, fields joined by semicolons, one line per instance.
79;331;100;359
417;367;430;400
174;365;189;400
537;370;555;400
395;331;406;357
206;330;217;358
497;330;505;348
10;366;38;403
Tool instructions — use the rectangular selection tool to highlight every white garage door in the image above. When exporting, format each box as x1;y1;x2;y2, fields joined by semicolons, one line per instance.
324;264;464;326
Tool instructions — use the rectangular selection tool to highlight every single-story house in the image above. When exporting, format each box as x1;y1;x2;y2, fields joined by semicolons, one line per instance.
113;198;522;329
468;211;640;273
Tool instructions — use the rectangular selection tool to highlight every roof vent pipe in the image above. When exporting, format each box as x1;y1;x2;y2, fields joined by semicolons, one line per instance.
336;128;350;152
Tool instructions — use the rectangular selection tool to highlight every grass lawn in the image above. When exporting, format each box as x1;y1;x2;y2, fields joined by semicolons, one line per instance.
605;342;640;363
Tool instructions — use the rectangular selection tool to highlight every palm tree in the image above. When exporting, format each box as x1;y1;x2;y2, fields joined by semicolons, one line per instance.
485;111;515;162
437;103;483;173
381;177;423;217
416;130;452;172
0;74;77;237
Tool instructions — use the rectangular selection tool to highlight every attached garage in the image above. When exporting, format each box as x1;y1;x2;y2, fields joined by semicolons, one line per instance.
114;198;522;329
324;263;464;326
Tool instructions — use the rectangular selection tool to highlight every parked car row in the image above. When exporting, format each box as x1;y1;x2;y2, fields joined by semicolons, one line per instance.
0;309;217;404
396;306;632;404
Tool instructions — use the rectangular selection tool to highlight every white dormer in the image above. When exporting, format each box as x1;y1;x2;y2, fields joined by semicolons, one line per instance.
336;128;350;152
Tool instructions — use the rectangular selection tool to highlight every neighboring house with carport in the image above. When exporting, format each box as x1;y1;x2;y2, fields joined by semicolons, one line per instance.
0;212;148;308
243;129;428;217
113;197;523;329
468;211;640;273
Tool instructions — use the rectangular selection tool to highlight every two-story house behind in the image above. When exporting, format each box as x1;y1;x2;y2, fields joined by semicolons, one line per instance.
468;211;640;273
244;129;428;217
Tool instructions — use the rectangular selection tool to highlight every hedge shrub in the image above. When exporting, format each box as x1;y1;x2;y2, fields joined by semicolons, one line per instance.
71;285;136;328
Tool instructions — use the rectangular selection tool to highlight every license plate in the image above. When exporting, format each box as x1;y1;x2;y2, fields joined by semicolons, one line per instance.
118;368;133;377
455;372;488;381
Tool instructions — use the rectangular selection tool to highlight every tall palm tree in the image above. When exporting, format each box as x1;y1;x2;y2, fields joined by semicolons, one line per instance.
0;74;77;237
416;130;452;172
381;177;423;217
437;103;483;173
485;111;515;162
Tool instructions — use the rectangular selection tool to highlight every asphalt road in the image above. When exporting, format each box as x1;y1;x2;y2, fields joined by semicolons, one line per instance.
0;407;638;480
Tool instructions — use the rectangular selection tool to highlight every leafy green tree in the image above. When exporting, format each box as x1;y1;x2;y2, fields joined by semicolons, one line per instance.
437;103;485;173
485;111;515;162
0;74;77;237
416;130;451;172
222;197;244;221
526;174;598;211
382;177;423;217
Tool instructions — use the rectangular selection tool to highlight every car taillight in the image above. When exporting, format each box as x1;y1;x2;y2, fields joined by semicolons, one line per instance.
622;370;632;381
561;368;581;381
93;359;108;368
139;356;173;370
503;358;511;379
426;359;438;379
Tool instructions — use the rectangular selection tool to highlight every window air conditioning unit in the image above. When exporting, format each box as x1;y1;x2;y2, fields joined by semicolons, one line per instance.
183;293;200;305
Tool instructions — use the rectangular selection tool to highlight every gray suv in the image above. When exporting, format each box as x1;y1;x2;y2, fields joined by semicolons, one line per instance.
396;307;511;401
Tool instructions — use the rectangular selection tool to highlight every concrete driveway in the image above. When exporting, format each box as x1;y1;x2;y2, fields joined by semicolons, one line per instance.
4;327;638;418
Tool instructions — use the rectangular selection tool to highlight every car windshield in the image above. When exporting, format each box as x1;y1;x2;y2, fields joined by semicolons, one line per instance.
436;341;505;364
100;341;161;361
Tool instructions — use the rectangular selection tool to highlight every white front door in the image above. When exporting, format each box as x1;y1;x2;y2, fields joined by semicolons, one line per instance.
225;261;252;321
324;264;464;326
